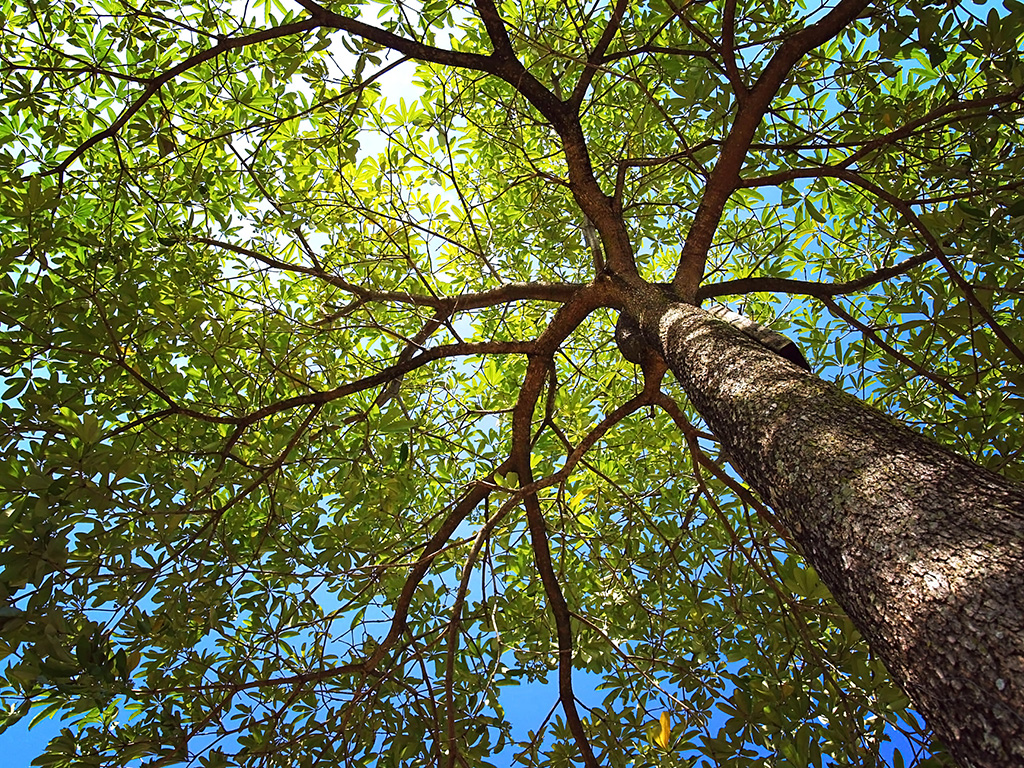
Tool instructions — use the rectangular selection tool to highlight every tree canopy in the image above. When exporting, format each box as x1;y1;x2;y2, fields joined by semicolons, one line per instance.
1;0;1023;766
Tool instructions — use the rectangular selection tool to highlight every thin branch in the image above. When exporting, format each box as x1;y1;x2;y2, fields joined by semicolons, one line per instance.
443;491;520;768
600;44;716;64
362;457;515;670
124;339;533;427
39;19;320;177
696;252;932;301
821;298;968;401
837;84;1024;170
655;392;792;543
569;0;629;108
198;236;583;311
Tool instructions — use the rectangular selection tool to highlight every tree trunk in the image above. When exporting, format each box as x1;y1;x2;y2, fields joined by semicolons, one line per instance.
633;295;1024;768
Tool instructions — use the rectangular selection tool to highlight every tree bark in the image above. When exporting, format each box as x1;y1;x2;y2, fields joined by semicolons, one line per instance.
631;295;1024;768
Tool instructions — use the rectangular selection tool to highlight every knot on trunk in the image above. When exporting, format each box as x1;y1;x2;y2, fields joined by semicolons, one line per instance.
614;312;650;364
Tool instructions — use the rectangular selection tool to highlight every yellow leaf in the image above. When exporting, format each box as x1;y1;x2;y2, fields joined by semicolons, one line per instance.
655;712;671;749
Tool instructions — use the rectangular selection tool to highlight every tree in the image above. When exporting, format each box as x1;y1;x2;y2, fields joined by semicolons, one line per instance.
1;0;1023;765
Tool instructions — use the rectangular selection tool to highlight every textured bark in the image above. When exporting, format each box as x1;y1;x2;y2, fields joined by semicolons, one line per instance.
631;296;1024;768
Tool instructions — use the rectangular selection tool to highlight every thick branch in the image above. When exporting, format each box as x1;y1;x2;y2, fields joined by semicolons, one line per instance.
469;0;516;57
300;0;567;127
721;0;747;101
294;0;494;71
501;284;621;768
672;0;871;300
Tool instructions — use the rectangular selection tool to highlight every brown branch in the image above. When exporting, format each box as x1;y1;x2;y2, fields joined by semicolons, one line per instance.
672;0;871;300
300;0;569;128
569;0;629;108
469;0;516;58
102;407;177;440
600;44;717;64
234;340;530;423
39;19;320;178
696;252;931;301
198;236;583;311
655;392;792;544
500;284;619;768
721;0;747;101
362;457;515;670
294;0;495;72
439;380;665;749
209;404;323;516
821;298;968;401
836;84;1024;170
366;283;615;704
522;484;600;768
443;491;521;768
47;0;569;188
372;311;446;409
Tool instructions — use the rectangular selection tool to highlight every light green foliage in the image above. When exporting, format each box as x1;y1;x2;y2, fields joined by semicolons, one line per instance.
0;0;1021;766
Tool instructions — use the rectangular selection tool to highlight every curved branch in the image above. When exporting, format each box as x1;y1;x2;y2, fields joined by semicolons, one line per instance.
655;391;796;544
363;457;515;670
299;0;568;129
500;283;627;768
521;484;599;768
443;491;520;768
837;84;1024;170
721;0;747;101
128;339;534;426
40;19;320;177
671;0;870;300
198;236;583;312
696;252;931;301
601;44;717;64
294;0;494;71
